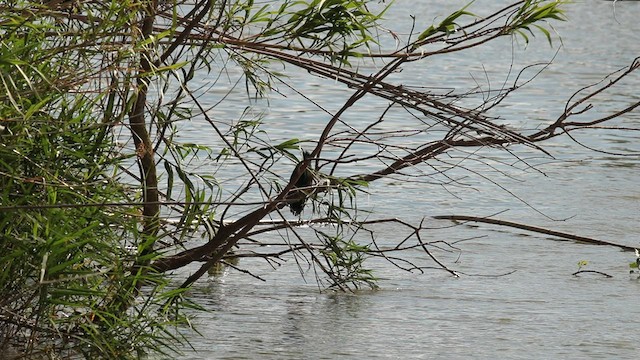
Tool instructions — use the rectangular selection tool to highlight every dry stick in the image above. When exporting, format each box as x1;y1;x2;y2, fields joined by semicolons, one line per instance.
433;215;636;252
529;56;640;141
155;0;212;67
572;270;612;278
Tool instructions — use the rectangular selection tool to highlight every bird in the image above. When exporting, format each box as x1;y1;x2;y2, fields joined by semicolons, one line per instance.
289;150;314;216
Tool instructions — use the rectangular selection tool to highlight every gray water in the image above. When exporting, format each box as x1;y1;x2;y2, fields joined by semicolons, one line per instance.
177;1;640;359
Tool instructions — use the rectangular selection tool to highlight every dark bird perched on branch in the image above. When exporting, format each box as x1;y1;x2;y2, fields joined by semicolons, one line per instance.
289;150;314;216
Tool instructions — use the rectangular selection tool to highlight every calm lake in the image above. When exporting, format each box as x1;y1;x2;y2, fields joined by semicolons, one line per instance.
176;1;640;359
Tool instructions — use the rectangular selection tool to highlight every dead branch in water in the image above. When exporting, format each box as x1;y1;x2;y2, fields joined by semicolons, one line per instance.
433;214;635;252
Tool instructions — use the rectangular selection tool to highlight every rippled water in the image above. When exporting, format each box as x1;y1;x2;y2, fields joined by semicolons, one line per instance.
177;1;640;359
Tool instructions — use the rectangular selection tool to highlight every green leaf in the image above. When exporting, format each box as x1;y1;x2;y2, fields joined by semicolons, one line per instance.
417;1;475;42
274;138;301;151
164;161;174;199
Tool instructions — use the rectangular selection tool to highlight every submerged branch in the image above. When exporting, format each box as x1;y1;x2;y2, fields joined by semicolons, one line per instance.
434;214;635;251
